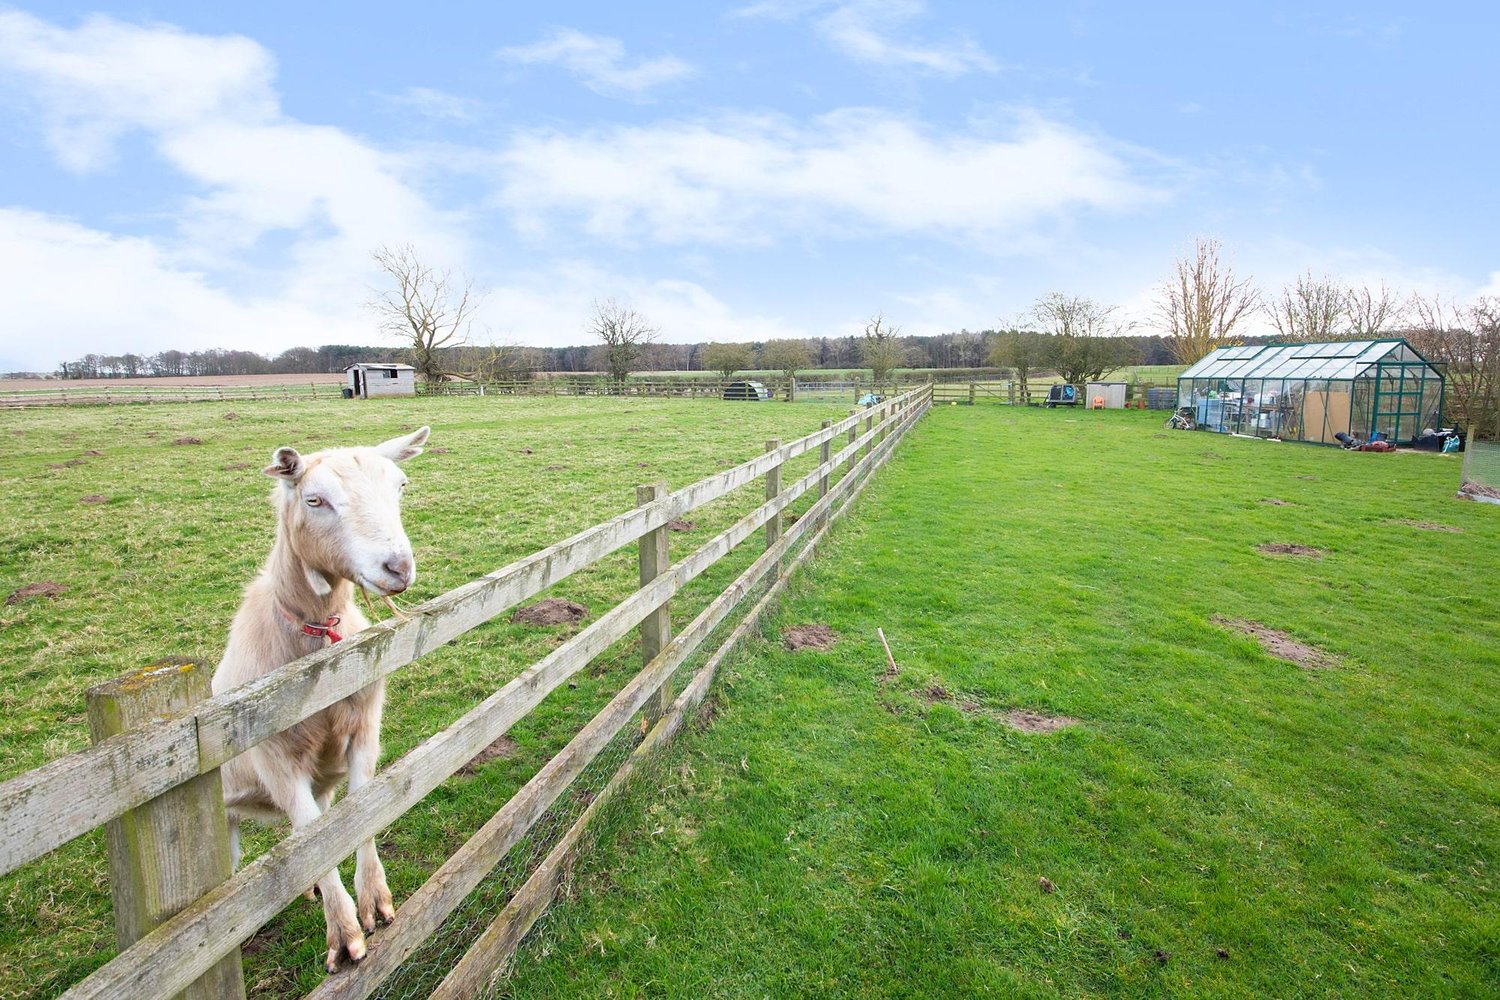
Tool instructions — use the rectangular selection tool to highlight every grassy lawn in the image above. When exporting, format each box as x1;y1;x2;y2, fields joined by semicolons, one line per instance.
500;406;1498;998
0;394;847;999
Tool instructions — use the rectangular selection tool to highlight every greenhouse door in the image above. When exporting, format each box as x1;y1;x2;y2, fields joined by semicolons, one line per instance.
1371;361;1433;443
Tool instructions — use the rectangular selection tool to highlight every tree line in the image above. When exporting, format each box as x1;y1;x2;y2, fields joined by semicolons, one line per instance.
47;240;1496;437
54;345;392;379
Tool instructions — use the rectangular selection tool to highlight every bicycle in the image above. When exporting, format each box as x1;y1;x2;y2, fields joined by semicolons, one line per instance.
1164;407;1196;431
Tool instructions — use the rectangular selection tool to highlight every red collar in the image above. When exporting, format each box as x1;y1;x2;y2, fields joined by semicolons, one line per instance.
276;603;343;643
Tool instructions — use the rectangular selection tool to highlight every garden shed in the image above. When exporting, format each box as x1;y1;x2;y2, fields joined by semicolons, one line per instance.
345;362;416;399
1177;339;1444;445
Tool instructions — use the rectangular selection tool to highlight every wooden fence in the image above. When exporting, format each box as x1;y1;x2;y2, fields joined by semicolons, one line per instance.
0;382;335;407
0;384;933;999
930;379;1177;407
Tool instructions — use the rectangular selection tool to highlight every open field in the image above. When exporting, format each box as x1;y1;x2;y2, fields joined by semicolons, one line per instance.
0;394;848;998
500;406;1499;997
5;398;1493;998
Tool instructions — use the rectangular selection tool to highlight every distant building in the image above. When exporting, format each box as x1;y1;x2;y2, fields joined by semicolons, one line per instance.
345;363;416;399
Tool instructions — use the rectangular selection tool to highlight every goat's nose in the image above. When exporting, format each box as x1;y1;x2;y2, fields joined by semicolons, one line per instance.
384;556;414;590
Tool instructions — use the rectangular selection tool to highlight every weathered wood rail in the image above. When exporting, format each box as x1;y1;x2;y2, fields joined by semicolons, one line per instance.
0;383;932;999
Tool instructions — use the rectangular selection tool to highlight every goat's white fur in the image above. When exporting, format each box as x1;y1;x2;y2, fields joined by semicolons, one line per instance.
212;426;429;972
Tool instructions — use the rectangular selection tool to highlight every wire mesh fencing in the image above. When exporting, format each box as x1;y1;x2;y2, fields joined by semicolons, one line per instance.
1461;438;1500;503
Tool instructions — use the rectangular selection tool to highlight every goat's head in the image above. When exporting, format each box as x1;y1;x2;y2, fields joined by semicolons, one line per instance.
263;426;429;597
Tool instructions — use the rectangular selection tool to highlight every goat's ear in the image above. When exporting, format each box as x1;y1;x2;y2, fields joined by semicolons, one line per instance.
264;446;304;480
375;426;429;463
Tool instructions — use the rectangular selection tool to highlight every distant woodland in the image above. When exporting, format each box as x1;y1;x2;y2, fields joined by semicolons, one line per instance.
46;332;1181;380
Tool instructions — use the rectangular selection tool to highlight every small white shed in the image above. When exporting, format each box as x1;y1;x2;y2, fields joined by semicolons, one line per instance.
1085;381;1128;409
345;363;416;399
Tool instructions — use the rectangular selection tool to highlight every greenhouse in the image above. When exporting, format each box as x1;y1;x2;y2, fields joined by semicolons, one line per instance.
1176;339;1445;446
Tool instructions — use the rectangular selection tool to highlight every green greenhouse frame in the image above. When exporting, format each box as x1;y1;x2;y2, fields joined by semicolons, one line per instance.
1177;339;1446;446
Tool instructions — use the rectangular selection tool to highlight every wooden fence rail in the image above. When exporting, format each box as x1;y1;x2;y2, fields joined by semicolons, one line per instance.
0;384;931;999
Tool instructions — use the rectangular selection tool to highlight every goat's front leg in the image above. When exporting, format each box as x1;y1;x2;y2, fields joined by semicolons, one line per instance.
272;775;365;972
348;728;395;932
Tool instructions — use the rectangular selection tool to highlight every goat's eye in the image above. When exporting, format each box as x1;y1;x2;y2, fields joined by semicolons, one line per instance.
305;496;324;507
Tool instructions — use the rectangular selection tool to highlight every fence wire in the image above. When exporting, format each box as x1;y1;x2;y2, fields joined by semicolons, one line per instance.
1461;439;1500;503
368;721;645;1000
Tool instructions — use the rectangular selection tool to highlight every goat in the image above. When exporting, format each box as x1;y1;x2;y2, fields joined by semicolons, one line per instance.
212;426;429;972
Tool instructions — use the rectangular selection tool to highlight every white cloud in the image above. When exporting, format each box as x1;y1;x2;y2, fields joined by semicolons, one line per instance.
498;29;694;97
494;109;1163;245
0;209;368;370
0;11;466;368
383;86;481;122
0;11;277;172
735;1;996;76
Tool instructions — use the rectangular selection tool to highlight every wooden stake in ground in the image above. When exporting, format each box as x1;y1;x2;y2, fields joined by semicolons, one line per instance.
877;628;899;675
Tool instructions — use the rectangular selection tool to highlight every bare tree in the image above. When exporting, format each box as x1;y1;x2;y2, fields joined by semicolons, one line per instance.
1156;238;1260;364
1408;293;1499;435
1343;282;1403;339
1033;293;1135;386
987;328;1044;400
1267;272;1342;342
861;314;904;392
702;342;753;380
760;338;812;384
370;244;480;382
589;298;658;388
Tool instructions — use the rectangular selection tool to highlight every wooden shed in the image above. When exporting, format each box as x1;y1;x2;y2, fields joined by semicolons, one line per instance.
345;363;416;399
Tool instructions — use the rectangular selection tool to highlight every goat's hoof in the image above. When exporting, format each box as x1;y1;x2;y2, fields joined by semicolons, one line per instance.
358;884;396;933
304;886;319;901
325;929;367;972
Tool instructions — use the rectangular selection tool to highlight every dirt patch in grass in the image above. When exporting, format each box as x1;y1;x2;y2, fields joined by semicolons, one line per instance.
6;581;65;605
782;624;839;651
667;519;696;532
427;447;451;455
1256;542;1325;557
1388;519;1462;533
222;412;239;421
1005;708;1080;733
83;449;104;456
1212;615;1338;670
459;734;519;774
1295;474;1320;481
546;464;567;471
919;688;1079;732
79;494;108;505
1260;498;1296;506
172;436;203;446
518;447;534;455
511;598;588;626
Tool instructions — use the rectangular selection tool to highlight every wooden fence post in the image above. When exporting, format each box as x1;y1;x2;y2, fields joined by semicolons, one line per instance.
818;420;832;528
764;439;782;572
788;376;797;403
86;661;245;1000
635;483;673;723
969;382;976;406
863;407;874;460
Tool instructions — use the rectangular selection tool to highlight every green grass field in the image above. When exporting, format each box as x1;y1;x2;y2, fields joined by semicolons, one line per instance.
0;394;846;999
3;399;1494;998
499;406;1498;998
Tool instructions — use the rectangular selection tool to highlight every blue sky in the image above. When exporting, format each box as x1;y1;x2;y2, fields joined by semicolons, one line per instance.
0;1;1495;371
